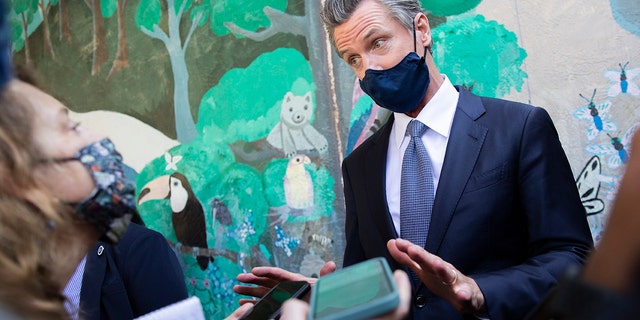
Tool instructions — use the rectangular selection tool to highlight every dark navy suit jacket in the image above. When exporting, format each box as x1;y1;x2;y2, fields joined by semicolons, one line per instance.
79;223;188;320
341;87;594;319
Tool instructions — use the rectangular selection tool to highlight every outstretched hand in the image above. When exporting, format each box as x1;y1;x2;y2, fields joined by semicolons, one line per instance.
387;238;486;315
233;261;337;304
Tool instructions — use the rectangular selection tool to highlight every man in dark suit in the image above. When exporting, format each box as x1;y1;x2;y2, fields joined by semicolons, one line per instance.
322;0;593;319
233;0;593;319
65;222;189;320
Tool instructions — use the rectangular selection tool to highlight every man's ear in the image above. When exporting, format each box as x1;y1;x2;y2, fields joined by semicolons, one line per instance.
414;13;432;49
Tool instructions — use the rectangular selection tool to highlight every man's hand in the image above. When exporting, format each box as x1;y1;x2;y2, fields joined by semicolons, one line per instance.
233;261;337;303
387;238;487;315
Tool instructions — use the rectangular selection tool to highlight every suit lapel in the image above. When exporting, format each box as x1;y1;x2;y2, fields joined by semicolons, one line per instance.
363;116;402;266
80;243;108;319
426;88;488;254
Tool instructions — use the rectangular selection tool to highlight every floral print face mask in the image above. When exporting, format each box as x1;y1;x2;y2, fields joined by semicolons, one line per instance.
54;138;135;243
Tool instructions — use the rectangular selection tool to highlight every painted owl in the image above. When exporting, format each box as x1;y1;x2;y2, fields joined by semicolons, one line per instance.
284;154;314;209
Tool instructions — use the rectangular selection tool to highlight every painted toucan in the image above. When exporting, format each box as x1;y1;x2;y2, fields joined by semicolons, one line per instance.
138;172;210;270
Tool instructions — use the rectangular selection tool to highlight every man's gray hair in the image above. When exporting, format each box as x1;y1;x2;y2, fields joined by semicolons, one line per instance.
321;0;424;44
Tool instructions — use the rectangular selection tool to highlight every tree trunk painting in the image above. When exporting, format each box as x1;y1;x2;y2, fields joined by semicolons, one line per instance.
88;0;108;75
139;0;200;143
38;0;55;59
108;0;130;79
59;0;71;43
20;12;32;66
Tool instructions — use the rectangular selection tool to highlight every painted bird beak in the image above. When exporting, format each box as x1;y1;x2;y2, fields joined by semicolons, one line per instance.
137;175;171;205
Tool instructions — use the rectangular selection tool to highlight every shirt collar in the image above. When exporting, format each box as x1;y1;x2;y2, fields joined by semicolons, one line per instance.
392;75;459;148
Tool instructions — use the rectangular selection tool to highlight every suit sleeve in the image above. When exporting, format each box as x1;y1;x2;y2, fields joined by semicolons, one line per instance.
473;107;593;319
116;225;189;317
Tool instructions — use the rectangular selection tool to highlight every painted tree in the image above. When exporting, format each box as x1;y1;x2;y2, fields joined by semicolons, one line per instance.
107;0;130;79
432;14;527;98
58;0;71;42
135;0;208;143
84;0;108;75
68;0;130;78
37;0;57;59
9;0;38;66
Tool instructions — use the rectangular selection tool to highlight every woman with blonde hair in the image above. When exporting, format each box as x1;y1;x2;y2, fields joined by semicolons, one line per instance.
0;77;136;319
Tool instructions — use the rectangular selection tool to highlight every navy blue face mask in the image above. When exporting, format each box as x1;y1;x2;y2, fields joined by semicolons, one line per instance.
359;23;430;114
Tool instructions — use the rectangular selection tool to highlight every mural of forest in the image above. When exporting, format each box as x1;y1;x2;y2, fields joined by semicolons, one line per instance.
9;0;640;318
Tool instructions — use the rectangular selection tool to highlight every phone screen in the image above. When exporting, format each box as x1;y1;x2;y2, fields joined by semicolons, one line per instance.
310;257;398;320
239;280;310;320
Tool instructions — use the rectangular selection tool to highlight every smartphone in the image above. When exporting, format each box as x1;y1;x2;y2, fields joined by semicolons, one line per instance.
308;257;399;320
239;280;311;320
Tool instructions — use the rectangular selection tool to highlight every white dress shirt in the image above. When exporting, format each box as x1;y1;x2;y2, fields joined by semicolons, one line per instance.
386;76;459;236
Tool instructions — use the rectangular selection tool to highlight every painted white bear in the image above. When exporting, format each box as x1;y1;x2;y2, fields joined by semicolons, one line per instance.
267;91;328;158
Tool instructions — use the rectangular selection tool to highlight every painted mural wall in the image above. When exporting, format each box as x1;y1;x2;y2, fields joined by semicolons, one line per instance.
9;0;639;318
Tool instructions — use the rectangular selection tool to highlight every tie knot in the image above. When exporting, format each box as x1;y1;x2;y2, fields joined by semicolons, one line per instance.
407;120;427;138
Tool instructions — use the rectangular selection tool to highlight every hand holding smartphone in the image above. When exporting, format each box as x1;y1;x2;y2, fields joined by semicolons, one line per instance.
308;257;399;320
239;280;311;320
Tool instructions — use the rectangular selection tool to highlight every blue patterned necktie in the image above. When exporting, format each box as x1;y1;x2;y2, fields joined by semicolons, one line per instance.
400;120;434;249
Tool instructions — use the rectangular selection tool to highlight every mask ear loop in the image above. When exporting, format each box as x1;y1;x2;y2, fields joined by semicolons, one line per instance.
412;21;417;53
413;17;427;62
37;157;78;165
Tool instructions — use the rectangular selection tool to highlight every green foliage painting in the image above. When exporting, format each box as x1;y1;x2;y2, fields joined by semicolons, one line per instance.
432;14;527;98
